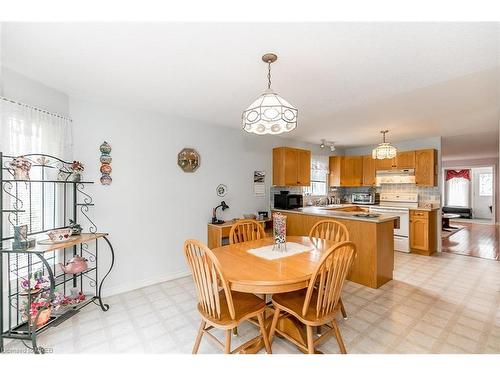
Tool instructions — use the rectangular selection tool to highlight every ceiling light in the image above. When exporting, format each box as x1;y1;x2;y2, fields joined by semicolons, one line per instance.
320;139;326;148
242;53;298;135
320;139;335;152
372;130;397;160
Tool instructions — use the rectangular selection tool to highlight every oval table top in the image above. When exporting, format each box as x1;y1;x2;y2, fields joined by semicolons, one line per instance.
211;236;335;294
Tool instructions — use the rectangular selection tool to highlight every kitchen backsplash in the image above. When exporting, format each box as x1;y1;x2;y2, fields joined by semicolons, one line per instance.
270;184;441;208
332;184;441;205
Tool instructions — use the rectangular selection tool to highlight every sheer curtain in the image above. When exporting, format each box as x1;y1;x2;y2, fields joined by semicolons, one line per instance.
1;98;73;234
0;98;72;159
446;177;470;207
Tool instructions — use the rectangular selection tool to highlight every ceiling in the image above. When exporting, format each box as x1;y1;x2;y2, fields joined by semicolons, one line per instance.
2;22;499;147
441;130;499;161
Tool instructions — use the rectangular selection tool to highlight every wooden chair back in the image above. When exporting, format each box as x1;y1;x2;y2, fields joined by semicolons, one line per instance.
184;239;235;321
309;219;349;243
229;219;266;244
302;241;356;319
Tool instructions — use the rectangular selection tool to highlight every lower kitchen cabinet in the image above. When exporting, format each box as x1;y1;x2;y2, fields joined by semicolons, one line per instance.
409;210;437;255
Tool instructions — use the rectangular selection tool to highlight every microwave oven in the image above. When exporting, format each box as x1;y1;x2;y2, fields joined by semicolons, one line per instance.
273;192;303;210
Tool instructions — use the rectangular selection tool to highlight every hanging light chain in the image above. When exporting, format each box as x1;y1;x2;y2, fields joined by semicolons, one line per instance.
267;60;272;89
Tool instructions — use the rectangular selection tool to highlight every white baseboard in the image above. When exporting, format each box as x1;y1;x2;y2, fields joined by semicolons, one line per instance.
102;270;191;297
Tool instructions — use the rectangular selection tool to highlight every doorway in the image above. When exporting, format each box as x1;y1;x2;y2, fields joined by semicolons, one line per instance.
441;165;498;260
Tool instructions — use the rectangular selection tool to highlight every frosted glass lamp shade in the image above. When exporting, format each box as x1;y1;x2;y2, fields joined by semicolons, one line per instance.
242;89;298;135
372;143;397;160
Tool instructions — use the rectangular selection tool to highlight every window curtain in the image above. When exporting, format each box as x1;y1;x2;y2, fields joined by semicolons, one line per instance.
446;169;471;181
0;98;73;159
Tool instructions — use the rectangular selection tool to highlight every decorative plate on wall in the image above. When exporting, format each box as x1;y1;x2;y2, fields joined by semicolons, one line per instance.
177;148;200;173
216;184;228;197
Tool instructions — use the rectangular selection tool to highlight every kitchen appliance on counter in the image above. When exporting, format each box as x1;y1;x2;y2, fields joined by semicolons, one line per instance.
273;191;303;210
351;192;379;205
369;192;418;253
376;169;415;185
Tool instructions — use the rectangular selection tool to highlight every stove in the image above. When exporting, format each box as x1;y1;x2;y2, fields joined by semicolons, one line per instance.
369;193;418;253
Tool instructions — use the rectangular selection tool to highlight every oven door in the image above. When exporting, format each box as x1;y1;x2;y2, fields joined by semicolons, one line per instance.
369;207;410;252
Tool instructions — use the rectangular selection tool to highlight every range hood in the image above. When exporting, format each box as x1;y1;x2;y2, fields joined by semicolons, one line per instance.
376;169;416;185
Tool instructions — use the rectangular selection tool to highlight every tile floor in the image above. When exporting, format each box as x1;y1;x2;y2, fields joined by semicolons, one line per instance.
3;251;500;354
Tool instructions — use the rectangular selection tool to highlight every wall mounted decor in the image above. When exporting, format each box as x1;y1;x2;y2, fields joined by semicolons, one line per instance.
177;148;200;173
216;184;228;197
99;141;112;185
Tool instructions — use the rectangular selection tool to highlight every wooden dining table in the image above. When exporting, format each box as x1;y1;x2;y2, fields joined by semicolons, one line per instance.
211;235;336;353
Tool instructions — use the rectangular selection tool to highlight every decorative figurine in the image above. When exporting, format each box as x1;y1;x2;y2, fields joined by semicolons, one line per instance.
99;141;112;185
9;156;31;180
68;219;82;235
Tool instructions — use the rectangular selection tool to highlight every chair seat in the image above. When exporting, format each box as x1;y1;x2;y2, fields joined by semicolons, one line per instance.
198;291;266;328
272;289;340;326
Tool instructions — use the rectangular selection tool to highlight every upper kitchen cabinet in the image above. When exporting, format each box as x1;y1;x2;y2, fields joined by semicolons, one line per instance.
362;155;376;186
374;151;415;170
375;157;394;170
395;151;416;169
415;149;437;186
273;147;311;186
329;156;363;187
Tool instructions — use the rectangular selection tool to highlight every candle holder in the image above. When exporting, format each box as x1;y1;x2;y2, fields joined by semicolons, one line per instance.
272;212;287;252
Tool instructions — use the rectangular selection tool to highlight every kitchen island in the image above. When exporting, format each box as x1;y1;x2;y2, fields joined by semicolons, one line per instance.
273;207;399;288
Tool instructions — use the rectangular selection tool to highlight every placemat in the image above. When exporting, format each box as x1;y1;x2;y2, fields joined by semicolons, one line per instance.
247;242;312;260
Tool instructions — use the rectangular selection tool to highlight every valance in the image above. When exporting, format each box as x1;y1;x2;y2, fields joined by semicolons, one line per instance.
446;169;470;181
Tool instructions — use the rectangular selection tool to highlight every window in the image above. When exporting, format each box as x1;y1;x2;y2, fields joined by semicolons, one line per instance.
304;155;328;196
446;177;470;207
479;173;493;196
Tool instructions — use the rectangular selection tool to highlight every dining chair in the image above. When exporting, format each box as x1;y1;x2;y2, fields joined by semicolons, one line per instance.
229;219;266;245
183;239;272;354
308;219;349;320
268;241;357;354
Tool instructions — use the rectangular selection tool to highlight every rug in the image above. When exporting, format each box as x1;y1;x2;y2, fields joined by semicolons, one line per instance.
441;225;465;238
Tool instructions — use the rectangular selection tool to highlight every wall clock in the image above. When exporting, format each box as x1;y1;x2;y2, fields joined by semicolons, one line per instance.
177;148;200;173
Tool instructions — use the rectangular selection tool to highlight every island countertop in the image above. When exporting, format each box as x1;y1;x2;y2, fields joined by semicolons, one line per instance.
272;206;400;224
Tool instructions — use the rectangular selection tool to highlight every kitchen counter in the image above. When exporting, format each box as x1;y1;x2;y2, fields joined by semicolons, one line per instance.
272;208;398;288
274;206;400;224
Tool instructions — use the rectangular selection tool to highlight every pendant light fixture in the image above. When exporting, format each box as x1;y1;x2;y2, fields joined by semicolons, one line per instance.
372;130;397;160
242;53;298;135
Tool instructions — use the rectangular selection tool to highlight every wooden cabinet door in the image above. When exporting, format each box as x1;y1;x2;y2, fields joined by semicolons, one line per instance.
362;155;376;186
297;149;311;186
341;156;362;186
375;157;394;171
329;156;341;187
395;151;416;169
283;148;298;186
410;217;429;250
415;149;436;186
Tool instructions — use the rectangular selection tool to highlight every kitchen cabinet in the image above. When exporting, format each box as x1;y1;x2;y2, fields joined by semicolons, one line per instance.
374;151;415;170
362;155;376;186
375;157;394;171
395;151;416;169
329;156;363;187
273;147;311;186
415;149;437;186
409;210;437;255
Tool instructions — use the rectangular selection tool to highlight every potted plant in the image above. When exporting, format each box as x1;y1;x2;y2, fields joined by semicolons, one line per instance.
21;296;52;328
71;160;85;182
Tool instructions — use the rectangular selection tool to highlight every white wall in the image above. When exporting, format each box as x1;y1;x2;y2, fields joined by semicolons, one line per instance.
1;67;70;116
69;97;329;296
